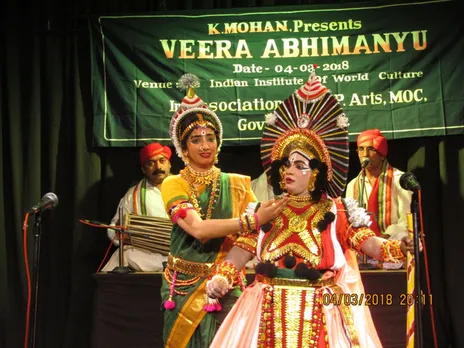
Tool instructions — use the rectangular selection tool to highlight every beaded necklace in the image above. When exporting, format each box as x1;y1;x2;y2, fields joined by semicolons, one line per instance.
180;165;221;220
289;195;312;202
288;194;312;206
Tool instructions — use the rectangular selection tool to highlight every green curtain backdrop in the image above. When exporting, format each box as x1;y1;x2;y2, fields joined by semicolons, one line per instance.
1;1;463;348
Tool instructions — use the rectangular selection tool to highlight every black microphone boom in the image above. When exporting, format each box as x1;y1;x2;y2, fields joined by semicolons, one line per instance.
361;157;370;169
28;192;59;214
399;172;421;192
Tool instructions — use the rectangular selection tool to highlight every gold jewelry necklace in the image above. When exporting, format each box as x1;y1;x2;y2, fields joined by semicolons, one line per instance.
287;195;313;209
180;165;220;186
180;166;221;220
288;195;312;203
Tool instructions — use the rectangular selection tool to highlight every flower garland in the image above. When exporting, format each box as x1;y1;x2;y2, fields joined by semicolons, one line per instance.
344;197;371;228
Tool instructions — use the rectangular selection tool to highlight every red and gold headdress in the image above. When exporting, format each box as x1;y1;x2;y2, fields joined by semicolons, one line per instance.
169;74;223;163
261;66;350;198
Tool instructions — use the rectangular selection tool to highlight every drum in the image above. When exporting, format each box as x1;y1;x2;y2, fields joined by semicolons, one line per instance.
123;213;172;256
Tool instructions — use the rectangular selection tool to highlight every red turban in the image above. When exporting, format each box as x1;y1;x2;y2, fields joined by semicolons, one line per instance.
356;129;388;157
139;143;172;165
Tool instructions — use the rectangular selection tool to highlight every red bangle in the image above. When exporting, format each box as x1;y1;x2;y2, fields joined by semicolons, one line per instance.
254;213;260;232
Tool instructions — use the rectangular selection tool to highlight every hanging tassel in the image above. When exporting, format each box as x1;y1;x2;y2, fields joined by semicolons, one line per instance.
203;295;222;312
164;271;177;310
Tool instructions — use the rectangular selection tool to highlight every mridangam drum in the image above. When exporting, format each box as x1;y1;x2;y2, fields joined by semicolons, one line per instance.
123;213;172;256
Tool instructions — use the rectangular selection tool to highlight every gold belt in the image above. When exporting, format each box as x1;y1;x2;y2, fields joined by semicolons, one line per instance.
256;274;335;287
167;254;215;277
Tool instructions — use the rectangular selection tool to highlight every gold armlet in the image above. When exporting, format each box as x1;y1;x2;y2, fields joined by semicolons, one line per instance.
348;227;376;251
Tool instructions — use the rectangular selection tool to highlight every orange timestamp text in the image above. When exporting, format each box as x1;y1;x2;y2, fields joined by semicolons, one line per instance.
318;292;433;306
399;293;433;306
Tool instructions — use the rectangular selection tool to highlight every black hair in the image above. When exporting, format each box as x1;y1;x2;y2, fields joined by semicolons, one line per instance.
269;157;288;196
309;158;328;202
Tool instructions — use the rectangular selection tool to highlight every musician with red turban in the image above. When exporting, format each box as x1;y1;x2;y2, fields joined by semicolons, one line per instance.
345;129;412;248
102;142;173;272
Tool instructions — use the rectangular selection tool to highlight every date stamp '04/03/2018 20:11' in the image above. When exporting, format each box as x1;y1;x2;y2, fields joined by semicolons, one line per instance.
318;292;433;307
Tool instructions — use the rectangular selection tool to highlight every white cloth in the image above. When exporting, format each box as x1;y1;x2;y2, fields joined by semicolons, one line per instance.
102;179;169;272
345;165;412;241
247;173;275;269
251;172;274;202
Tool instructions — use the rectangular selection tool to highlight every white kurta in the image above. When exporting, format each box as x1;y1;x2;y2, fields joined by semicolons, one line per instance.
102;179;169;272
345;165;411;241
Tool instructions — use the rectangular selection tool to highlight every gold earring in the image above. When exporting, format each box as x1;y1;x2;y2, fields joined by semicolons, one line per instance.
214;153;219;164
308;169;318;192
279;167;286;189
183;152;189;166
308;179;315;192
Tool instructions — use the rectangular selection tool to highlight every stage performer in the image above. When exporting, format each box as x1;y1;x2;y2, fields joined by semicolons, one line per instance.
207;67;417;348
160;74;287;348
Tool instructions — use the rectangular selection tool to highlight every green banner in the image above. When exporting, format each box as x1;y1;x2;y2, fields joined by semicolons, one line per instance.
89;0;464;146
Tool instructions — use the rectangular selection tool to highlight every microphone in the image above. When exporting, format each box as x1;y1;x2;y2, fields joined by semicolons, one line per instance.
28;192;59;214
399;172;421;192
361;157;370;169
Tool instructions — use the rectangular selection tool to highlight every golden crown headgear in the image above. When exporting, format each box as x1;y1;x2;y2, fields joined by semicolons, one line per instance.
261;65;350;198
169;74;223;163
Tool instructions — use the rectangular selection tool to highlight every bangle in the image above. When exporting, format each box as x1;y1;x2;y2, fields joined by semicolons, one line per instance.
254;213;260;232
244;214;252;231
380;240;406;263
240;214;251;234
213;261;239;288
248;213;256;231
239;215;245;233
241;213;258;234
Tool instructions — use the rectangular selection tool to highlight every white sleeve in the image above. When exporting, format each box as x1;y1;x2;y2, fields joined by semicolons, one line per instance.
386;171;412;239
344;177;356;199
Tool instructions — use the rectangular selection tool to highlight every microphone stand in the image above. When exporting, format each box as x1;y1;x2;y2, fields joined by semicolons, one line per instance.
411;191;423;347
29;212;43;348
359;167;366;209
110;208;133;274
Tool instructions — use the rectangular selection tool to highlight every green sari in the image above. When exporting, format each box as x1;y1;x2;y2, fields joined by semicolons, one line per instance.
161;172;255;348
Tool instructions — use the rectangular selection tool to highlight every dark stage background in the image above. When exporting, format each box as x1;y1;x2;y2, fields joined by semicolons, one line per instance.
1;1;463;347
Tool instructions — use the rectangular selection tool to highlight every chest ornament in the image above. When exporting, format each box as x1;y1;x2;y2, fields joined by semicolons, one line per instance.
260;198;333;266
